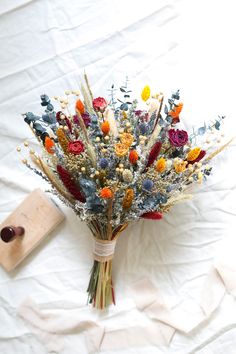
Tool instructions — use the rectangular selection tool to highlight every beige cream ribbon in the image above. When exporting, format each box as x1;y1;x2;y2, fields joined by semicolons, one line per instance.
93;237;117;262
18;235;236;353
18;298;174;353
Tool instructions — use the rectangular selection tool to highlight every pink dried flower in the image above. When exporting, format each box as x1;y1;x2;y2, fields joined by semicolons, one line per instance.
92;97;107;112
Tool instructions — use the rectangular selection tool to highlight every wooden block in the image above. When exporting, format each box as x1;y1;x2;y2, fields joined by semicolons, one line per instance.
0;189;64;272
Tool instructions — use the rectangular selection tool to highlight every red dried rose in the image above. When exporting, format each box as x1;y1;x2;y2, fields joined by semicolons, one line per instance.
67;140;84;155
168;129;188;147
92;97;107;112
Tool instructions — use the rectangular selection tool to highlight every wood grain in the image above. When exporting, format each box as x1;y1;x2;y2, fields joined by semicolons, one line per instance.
0;189;64;272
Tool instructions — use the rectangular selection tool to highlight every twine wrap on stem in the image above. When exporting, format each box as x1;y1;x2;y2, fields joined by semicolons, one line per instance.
93;237;117;262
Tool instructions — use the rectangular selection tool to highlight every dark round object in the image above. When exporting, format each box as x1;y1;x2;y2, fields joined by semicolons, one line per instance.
1;227;15;242
0;226;25;243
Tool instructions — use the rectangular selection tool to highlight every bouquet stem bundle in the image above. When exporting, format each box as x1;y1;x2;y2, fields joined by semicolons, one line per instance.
87;219;127;309
87;259;114;309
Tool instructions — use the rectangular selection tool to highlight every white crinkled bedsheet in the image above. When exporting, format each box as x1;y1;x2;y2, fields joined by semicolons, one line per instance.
1;0;236;353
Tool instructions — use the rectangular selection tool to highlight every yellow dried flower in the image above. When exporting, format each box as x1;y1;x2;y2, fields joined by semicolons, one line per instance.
122;111;128;119
155;157;166;173
120;133;134;147
56;127;69;153
141;85;151;101
187;147;201;161
115;143;129;157
122;188;134;209
174;160;187;173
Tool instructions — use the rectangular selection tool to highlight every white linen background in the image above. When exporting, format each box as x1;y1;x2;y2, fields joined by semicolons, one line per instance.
0;0;236;353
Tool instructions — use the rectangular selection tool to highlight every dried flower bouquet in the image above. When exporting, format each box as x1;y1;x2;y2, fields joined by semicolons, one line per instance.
19;75;231;309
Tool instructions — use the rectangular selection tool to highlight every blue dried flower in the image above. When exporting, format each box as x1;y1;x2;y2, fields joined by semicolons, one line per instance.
91;115;98;124
99;158;109;169
142;179;154;191
166;186;171;193
139;123;147;135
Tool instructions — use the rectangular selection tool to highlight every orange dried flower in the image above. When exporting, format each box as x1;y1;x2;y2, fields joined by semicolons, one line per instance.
169;103;183;119
155;157;166;173
174;160;187;173
101;121;110;135
75;99;85;114
44;136;55;154
115;143;129;157
187;147;201;161
120;133;134;147
100;187;113;199
129;150;139;164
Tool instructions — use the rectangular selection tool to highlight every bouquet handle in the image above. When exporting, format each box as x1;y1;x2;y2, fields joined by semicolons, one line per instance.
87;224;128;309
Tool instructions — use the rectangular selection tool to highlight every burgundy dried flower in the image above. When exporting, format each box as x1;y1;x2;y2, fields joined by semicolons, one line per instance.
141;211;163;220
56;111;63;122
135;110;143;117
65;118;72;133
56;111;72;133
168;129;188;147
73;113;91;128
73;114;79;125
81;112;91;127
146;141;162;168
57;165;85;202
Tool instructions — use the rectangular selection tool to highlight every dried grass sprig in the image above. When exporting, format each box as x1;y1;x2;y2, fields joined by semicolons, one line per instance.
80;82;94;114
38;158;75;204
205;137;234;161
84;71;94;101
75;109;89;143
75;109;97;167
160;193;193;213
